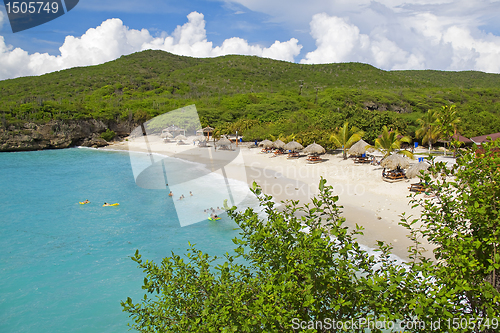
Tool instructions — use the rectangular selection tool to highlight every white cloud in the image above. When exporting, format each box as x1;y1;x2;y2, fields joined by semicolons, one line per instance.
300;14;425;70
0;11;302;80
228;0;500;72
299;10;500;72
141;12;301;61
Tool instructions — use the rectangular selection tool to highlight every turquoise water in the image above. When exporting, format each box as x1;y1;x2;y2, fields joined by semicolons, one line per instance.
0;148;245;332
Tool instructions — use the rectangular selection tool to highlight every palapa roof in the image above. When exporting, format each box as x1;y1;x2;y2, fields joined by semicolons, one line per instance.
406;161;430;178
303;142;325;155
283;140;304;152
273;139;285;149
174;134;187;141
161;131;174;138
216;137;232;146
259;139;274;148
202;126;215;133
380;153;411;169
348;139;369;156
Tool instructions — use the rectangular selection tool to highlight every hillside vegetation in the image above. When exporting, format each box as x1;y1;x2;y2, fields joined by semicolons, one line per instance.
1;50;500;147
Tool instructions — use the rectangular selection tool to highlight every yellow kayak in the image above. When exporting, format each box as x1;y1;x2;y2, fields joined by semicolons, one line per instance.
79;201;90;205
208;217;221;221
103;203;120;206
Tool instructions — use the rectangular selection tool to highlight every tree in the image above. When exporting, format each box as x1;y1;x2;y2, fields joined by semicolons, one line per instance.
416;109;441;154
329;122;364;159
122;144;500;332
401;139;500;331
122;180;431;332
436;104;461;156
372;125;413;158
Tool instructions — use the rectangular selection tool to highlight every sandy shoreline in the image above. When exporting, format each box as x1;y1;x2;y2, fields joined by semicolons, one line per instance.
103;136;440;260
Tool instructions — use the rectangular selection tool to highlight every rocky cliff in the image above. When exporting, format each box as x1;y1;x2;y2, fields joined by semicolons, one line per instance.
0;120;136;152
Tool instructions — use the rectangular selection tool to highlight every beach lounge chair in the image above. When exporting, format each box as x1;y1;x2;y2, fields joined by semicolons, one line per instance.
382;169;407;182
354;156;370;164
287;151;300;159
306;155;322;163
409;182;426;193
273;149;284;156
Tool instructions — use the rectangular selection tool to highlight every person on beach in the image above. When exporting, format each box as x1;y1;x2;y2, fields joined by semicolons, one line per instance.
190;191;193;196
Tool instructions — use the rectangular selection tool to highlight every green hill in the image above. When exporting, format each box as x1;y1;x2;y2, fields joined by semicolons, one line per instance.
1;49;500;148
2;50;500;102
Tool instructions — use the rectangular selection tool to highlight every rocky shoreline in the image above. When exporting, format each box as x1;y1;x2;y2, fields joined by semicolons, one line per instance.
0;119;136;152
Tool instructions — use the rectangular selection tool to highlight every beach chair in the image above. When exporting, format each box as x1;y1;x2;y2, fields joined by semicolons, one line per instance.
273;149;284;156
354;156;370;164
306;155;322;163
261;147;272;153
409;183;426;193
287;151;300;159
382;169;407;182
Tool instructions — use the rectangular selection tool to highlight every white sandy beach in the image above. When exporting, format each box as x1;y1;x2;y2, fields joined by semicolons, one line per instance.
105;135;454;260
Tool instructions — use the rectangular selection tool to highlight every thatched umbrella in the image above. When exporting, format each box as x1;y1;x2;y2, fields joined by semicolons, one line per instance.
175;135;187;141
380;153;411;169
348;139;369;156
273;139;285;149
194;135;206;142
406;161;430;179
161;130;174;139
303;142;325;155
259;139;274;148
216;137;232;148
283;140;304;152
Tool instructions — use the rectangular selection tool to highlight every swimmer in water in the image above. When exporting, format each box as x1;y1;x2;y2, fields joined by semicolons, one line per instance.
168;191;173;197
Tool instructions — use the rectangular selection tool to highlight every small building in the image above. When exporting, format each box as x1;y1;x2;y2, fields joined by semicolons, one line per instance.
470;132;500;145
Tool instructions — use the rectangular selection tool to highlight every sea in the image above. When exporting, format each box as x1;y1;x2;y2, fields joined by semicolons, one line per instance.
0;148;254;332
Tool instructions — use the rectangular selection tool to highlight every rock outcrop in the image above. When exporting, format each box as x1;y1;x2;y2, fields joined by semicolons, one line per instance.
0;120;136;152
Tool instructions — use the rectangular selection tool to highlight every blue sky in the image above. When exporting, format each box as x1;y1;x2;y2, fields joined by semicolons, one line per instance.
1;0;500;80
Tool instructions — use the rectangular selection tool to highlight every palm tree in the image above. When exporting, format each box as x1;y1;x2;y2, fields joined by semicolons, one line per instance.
372;126;413;158
416;109;441;155
330;122;364;159
436;105;461;156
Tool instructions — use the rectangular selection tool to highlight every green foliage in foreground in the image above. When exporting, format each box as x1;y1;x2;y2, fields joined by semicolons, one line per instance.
401;139;500;326
122;142;499;332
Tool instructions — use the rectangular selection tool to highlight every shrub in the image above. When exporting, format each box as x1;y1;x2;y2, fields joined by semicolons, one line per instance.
100;128;115;142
